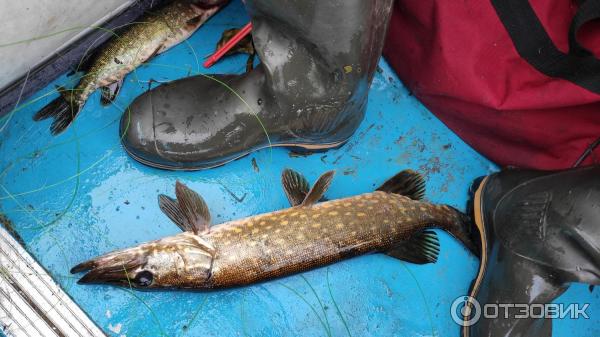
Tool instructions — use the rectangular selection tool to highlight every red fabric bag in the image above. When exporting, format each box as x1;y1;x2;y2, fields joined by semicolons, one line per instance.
383;0;600;169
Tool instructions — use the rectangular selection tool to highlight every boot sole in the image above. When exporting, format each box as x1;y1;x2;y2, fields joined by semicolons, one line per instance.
123;139;349;171
462;175;490;337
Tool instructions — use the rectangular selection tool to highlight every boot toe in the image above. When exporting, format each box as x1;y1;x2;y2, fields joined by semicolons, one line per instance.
119;92;169;168
119;77;263;170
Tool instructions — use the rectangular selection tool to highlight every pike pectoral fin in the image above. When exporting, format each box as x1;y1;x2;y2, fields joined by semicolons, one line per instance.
100;80;123;106
158;194;189;232
301;170;335;207
174;181;211;234
282;169;310;206
377;170;425;200
386;230;440;264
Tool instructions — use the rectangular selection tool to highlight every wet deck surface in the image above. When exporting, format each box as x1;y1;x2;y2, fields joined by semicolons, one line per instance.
0;1;598;336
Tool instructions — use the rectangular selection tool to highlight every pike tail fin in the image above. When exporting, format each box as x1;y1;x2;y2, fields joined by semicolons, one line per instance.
33;95;66;121
378;169;480;257
33;86;81;135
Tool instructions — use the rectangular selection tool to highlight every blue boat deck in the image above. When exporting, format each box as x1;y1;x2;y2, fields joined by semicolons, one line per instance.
0;1;598;336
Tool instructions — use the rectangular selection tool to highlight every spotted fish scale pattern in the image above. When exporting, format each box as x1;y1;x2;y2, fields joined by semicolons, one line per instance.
204;191;461;288
76;1;216;103
33;0;221;134
72;170;475;290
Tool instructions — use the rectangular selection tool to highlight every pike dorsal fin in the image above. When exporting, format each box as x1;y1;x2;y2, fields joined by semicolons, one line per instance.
172;181;211;234
376;169;425;200
281;169;310;206
158;194;189;232
301;171;335;207
386;230;440;264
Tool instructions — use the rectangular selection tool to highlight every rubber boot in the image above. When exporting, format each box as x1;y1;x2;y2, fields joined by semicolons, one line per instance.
120;0;393;170
463;166;600;337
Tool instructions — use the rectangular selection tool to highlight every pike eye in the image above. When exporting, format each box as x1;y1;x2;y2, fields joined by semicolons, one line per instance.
135;271;153;287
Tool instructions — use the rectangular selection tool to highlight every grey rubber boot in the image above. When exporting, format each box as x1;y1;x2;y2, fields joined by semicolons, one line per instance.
120;0;394;170
463;166;600;337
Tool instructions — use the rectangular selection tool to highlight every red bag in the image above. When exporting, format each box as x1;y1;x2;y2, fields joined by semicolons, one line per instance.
383;0;600;169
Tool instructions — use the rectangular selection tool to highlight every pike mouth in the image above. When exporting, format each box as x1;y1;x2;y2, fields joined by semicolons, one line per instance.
71;251;149;287
71;232;215;289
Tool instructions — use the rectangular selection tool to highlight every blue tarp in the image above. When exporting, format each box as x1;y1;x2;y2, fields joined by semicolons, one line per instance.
0;1;597;336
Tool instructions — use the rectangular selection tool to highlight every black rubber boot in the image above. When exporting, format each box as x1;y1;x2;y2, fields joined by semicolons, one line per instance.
464;166;600;337
120;0;393;170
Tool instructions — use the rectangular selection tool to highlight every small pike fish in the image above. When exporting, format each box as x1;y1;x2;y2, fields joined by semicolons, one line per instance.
33;0;224;135
71;169;479;289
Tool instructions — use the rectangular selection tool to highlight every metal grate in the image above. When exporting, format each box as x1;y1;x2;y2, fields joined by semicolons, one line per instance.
0;227;105;337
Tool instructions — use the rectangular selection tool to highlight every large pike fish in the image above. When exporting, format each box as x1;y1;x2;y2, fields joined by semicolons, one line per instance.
33;0;224;135
71;169;479;289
